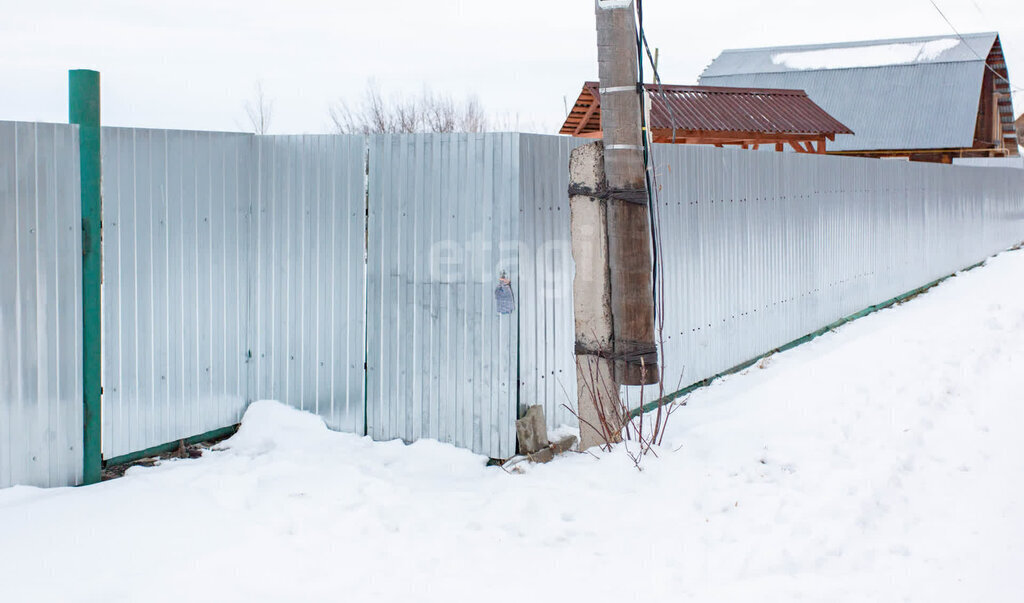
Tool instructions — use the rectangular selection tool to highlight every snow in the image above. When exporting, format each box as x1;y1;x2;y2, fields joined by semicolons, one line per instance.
771;38;960;70
2;248;1024;601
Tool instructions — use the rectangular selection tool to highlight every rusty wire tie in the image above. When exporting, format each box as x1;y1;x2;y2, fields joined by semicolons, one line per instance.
568;183;649;205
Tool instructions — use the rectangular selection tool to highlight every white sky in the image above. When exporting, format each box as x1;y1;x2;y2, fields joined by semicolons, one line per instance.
1;0;1021;134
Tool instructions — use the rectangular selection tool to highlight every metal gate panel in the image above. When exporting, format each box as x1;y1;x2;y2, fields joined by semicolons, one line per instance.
0;121;83;488
249;135;366;434
367;133;518;459
517;134;585;428
101;128;252;458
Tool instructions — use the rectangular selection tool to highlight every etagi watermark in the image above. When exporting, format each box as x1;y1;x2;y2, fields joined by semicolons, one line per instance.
427;232;574;301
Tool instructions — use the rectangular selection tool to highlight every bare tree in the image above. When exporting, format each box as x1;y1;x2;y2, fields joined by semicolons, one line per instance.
330;83;392;134
458;96;488;133
245;81;274;135
490;111;549;134
422;90;457;133
330;82;491;134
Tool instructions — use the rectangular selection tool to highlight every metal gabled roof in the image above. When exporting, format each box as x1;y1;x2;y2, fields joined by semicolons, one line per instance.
701;32;998;77
699;33;1001;152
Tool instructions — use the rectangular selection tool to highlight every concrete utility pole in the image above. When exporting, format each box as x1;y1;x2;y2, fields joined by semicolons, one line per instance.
571;0;658;449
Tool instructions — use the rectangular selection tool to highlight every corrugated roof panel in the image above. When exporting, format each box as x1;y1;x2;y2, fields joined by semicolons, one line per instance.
571;82;853;136
700;62;986;151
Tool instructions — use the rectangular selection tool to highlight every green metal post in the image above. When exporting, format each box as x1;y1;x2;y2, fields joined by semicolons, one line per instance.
69;69;102;485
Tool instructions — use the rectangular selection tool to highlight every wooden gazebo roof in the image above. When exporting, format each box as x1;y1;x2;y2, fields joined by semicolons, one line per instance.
560;81;853;153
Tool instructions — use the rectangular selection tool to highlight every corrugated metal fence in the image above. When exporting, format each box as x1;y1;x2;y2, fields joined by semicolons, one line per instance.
250;135;366;435
4;128;1024;488
953;157;1024;169
101;128;253;459
367;133;519;459
517;135;585;427
641;145;1024;399
100;131;367;460
0;121;83;488
521;142;1024;416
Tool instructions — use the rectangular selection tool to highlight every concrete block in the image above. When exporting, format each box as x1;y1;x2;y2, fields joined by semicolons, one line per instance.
525;435;578;464
516;405;549;454
526;448;554;464
551;434;577;454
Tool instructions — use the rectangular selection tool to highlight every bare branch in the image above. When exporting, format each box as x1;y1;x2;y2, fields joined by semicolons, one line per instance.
245;81;274;135
329;81;493;134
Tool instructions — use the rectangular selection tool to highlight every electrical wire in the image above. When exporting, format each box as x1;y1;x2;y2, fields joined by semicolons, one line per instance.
927;0;1024;94
634;0;671;415
638;27;680;143
634;0;660;314
635;0;668;351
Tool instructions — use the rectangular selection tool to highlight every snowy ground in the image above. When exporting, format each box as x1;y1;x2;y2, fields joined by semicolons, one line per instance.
3;250;1024;602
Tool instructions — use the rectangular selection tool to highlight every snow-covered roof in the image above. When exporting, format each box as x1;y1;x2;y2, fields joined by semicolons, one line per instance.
701;33;998;77
699;33;1007;152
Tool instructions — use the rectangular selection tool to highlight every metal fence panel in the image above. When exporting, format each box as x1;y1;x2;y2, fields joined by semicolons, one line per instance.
101;128;253;458
517;134;585;428
0;121;83;488
366;133;518;459
517;138;1024;419
953;157;1024;169
249;135;366;434
642;144;1024;401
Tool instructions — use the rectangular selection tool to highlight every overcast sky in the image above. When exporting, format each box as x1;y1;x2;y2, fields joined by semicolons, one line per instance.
1;0;1021;134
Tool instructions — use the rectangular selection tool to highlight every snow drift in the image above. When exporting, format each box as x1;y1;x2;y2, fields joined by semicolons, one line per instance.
1;249;1023;602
